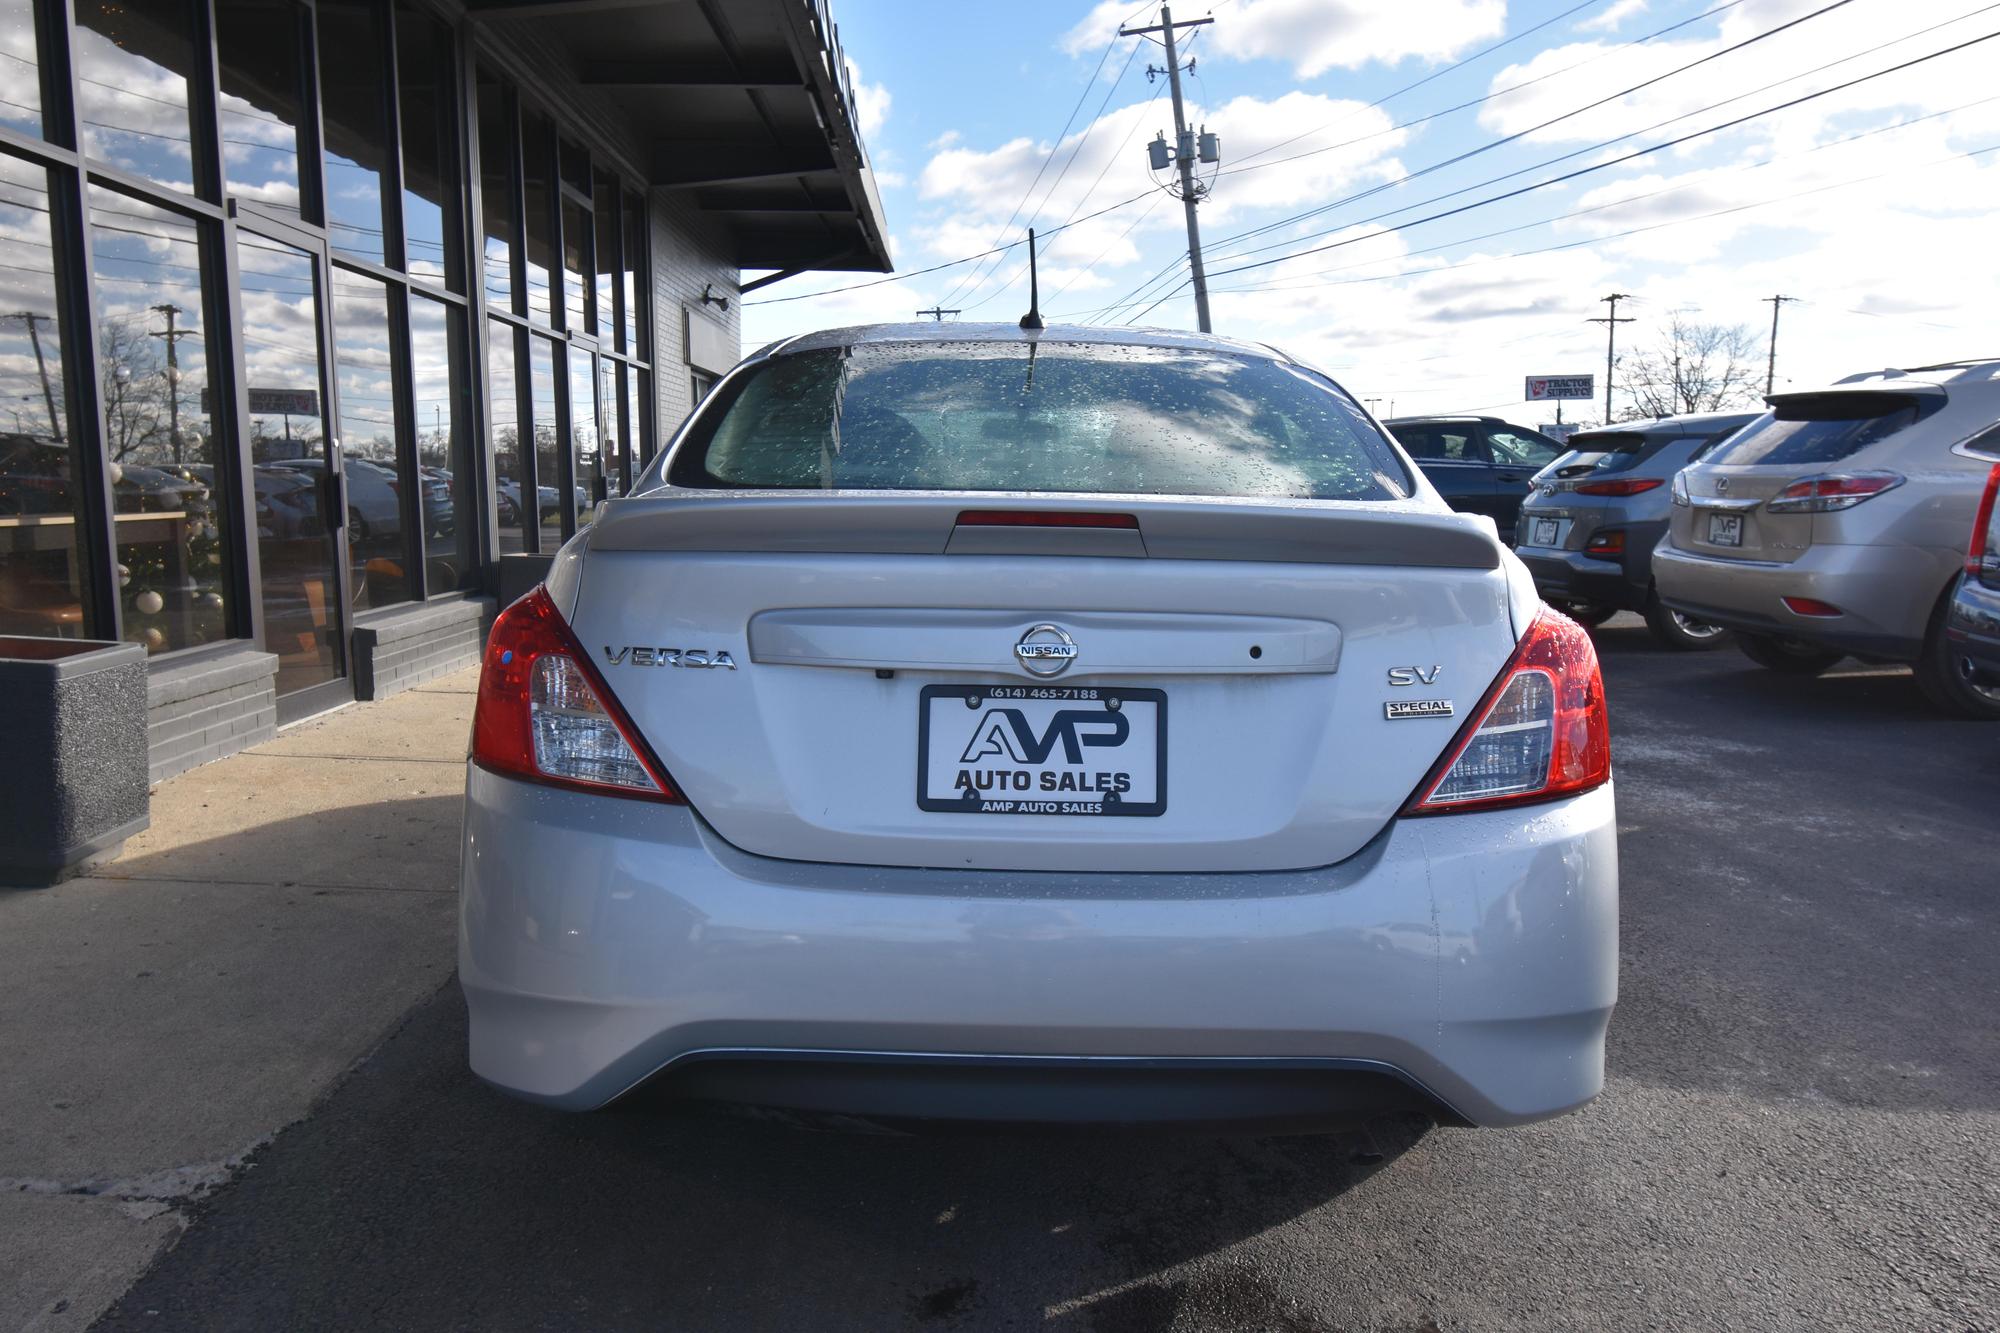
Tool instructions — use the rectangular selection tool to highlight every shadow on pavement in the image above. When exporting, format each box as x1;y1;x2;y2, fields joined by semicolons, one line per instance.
95;984;1434;1332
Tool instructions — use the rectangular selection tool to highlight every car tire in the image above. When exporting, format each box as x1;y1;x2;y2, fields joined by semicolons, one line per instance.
1644;592;1731;651
1562;601;1617;628
1914;597;2000;720
1737;632;1844;675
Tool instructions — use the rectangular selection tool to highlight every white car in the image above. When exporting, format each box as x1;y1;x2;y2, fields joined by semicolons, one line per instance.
458;324;1618;1130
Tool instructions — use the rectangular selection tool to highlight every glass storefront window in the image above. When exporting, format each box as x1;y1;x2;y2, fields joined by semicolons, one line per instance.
486;321;524;554
560;196;589;333
409;295;466;589
569;345;598;518
628;363;647;467
316;0;390;265
475;68;512;312
593;172;618;345
75;0;201;193
0;155;80;638
216;0;307;221
520;108;554;325
601;355;621;494
0;0;42;137
328;267;408;609
397;3;460;289
528;333;558;548
240;230;343;694
89;186;228;654
623;190;644;357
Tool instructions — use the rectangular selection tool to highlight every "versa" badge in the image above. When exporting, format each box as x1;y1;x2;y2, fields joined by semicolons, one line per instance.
602;646;737;670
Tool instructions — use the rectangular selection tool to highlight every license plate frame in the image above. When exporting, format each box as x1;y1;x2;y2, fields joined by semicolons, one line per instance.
916;683;1167;817
1707;512;1744;547
1531;516;1561;547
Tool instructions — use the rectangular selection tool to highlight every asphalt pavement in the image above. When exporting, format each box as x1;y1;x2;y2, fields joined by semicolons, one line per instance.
86;620;2000;1332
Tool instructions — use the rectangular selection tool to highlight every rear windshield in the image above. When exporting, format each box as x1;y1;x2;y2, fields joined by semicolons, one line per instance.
1563;431;1654;475
1704;393;1935;466
666;341;1412;500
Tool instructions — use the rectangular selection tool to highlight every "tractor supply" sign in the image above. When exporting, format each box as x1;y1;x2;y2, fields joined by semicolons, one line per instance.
1525;374;1595;402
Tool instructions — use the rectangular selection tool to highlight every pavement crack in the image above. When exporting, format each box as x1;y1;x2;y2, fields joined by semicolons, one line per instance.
1;1139;270;1214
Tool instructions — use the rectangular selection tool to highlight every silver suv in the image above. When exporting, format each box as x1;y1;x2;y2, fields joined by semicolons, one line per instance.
1515;411;1757;650
1653;360;2000;718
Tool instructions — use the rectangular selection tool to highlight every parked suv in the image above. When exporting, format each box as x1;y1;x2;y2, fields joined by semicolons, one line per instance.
1382;415;1564;541
1943;443;2000;687
1653;360;2000;718
1515;411;1757;649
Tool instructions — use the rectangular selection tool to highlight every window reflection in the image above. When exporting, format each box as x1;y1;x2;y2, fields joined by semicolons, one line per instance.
594;173;618;345
75;0;200;193
89;187;228;654
397;3;460;288
486;320;525;554
476;68;512;311
623;190;644;357
0;156;80;638
561;195;589;332
329;268;408;609
628;365;647;467
409;296;466;588
569;344;598;521
216;0;306;221
528;334;558;548
316;0;390;264
600;355;621;494
521;109;554;324
0;0;42;137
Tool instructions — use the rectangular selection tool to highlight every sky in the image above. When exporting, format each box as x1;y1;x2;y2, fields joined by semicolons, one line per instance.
742;0;2000;428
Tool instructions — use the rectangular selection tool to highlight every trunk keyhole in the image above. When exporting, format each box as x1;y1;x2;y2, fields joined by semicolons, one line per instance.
1249;645;1263;659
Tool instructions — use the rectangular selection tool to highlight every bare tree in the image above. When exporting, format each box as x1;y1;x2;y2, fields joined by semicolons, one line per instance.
99;322;171;462
1619;314;1765;420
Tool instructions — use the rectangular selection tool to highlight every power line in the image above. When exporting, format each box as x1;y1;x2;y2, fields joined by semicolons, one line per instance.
1199;0;1859;263
1201;30;2000;282
1224;0;1737;179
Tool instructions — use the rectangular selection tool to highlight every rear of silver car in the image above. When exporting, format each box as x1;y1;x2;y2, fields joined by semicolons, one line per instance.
458;328;1619;1129
1654;365;2000;715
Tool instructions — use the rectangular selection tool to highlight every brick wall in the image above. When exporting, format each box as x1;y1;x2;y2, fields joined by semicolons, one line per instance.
649;189;742;438
351;598;493;701
145;647;279;785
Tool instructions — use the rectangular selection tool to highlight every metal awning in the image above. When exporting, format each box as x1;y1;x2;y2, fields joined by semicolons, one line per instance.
466;0;893;280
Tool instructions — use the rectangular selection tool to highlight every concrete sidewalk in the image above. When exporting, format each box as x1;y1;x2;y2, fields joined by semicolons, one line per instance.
0;669;477;1333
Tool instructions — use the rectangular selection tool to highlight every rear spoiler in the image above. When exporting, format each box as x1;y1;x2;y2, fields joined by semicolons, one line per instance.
586;491;1502;570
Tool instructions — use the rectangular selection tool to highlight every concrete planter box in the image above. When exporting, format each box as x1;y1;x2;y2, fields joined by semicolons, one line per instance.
0;637;150;886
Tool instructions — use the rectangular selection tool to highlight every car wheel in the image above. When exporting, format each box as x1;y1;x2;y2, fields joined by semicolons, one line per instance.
1914;598;2000;720
1737;632;1844;675
347;509;370;545
1562;601;1617;628
1644;592;1731;651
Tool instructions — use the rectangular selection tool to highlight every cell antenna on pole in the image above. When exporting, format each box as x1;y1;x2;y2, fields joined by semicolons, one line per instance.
1019;228;1044;331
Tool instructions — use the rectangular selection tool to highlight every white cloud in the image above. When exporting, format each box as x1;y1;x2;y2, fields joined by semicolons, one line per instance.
1064;0;1506;78
1577;0;1648;34
845;57;891;139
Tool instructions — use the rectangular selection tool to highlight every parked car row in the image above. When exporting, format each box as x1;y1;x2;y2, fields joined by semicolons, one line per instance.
1387;358;2000;719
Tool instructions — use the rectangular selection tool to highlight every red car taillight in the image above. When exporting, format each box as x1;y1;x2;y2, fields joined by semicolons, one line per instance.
1968;462;2000;583
470;586;683;802
1764;471;1904;513
1404;609;1611;816
1573;477;1662;497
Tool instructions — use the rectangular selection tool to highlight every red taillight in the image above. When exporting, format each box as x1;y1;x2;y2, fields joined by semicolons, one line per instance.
1584;529;1626;556
1574;478;1663;497
1969;463;2000;578
1404;608;1611;816
1765;471;1904;513
955;509;1140;529
1781;596;1843;618
471;586;682;802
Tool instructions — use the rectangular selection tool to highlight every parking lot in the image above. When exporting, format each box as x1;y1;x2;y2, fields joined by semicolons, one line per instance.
86;619;1999;1332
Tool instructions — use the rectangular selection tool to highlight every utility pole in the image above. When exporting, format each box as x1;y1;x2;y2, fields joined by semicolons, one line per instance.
7;311;62;442
915;306;961;322
1122;4;1216;333
149;302;192;465
1587;293;1633;423
1763;294;1798;395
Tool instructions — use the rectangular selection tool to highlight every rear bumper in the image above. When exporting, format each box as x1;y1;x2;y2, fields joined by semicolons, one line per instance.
1945;574;2000;684
459;768;1619;1128
1652;540;1934;660
1514;546;1644;611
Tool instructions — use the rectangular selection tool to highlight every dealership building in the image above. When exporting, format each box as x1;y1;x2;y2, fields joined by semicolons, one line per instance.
0;0;889;800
